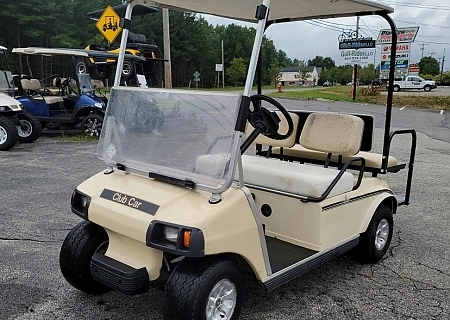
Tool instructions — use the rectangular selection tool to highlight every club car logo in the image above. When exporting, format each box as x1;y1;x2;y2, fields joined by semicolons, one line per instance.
100;189;159;215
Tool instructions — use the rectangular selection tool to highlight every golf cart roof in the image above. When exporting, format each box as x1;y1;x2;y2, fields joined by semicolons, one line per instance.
87;4;158;19
12;47;145;62
0;46;6;51
134;0;393;23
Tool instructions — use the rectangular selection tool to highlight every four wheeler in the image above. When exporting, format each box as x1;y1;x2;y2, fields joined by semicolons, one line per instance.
11;48;107;137
83;4;167;86
59;1;416;319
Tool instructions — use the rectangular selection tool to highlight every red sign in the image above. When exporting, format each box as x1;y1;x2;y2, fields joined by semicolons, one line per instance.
408;64;420;73
382;44;410;53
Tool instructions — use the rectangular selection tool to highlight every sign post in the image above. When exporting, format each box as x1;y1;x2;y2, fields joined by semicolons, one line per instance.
193;71;200;89
215;64;223;89
95;5;122;44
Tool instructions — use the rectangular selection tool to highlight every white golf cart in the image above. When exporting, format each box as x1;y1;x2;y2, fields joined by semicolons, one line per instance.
60;1;416;319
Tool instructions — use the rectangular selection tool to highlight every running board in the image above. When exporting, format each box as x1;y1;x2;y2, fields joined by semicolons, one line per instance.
263;236;359;291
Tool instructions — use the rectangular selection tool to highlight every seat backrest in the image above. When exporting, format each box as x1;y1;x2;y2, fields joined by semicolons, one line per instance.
21;78;42;91
91;79;104;89
246;111;300;148
300;112;364;156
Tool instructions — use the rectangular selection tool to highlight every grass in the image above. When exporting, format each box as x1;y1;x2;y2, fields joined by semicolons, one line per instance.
61;133;99;142
269;85;450;110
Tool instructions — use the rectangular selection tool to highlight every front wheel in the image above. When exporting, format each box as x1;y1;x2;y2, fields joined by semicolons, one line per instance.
0;117;18;151
59;221;110;294
122;60;136;79
423;85;431;92
355;205;393;263
81;113;104;137
164;258;243;320
17;111;42;143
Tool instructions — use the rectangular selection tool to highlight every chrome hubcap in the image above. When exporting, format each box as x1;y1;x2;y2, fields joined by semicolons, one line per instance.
375;218;389;250
84;118;102;137
17;120;32;138
123;65;131;75
205;279;237;320
0;126;7;144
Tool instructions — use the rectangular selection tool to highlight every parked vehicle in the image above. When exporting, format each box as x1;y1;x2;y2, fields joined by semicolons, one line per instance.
372;78;383;86
12;47;107;137
59;1;416;319
393;76;436;92
322;80;332;87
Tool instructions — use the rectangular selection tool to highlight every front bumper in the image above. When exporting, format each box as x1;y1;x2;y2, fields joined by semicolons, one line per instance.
0;111;20;125
91;253;149;295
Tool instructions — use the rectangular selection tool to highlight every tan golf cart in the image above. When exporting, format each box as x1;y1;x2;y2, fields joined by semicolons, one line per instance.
59;1;416;319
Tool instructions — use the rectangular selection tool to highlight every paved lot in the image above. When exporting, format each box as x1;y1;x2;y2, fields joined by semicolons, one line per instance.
0;100;449;319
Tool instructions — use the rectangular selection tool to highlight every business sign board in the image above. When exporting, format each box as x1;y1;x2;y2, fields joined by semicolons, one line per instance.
339;38;376;50
376;27;420;44
381;43;410;53
408;63;420;76
381;52;410;62
380;59;409;79
339;49;375;66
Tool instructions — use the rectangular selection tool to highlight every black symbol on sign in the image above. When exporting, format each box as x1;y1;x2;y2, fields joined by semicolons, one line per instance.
103;16;118;32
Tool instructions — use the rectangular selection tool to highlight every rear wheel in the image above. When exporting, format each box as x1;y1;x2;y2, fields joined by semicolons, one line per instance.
81;113;103;137
59;221;110;294
17;111;42;143
0;117;18;151
355;205;393;263
164;258;243;320
393;85;400;92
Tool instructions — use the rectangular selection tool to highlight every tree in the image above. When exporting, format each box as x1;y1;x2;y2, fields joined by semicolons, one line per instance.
227;57;247;87
419;56;440;76
307;56;335;69
300;66;309;83
267;62;281;87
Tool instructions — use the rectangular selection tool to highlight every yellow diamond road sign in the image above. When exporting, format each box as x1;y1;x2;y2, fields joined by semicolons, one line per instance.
96;5;122;44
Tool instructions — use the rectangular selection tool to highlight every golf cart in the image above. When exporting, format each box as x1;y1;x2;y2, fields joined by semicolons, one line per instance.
82;4;166;87
60;1;416;319
12;47;107;136
0;46;42;150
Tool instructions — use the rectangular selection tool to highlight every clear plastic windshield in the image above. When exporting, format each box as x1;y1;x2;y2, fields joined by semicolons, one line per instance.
0;71;14;94
98;87;241;191
78;73;95;94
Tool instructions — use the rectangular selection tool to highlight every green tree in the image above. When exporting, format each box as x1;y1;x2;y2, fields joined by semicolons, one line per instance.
419;56;440;76
267;62;281;87
227;57;247;86
307;55;335;69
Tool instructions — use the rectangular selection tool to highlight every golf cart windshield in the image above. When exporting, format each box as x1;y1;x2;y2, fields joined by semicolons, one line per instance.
78;73;95;94
0;71;14;94
98;87;241;192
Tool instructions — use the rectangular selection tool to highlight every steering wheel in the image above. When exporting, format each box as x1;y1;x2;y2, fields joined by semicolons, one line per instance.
247;94;294;141
61;77;72;88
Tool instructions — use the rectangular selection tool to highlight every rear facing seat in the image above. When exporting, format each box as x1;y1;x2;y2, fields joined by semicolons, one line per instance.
21;79;64;104
269;111;398;171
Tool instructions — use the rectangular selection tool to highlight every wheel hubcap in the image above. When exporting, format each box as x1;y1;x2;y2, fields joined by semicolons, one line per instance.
375;218;389;250
205;279;237;320
84;118;102;137
0;126;7;144
17;120;32;138
123;65;130;75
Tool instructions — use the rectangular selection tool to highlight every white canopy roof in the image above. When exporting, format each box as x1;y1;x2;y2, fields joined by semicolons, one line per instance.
12;47;89;57
137;0;392;22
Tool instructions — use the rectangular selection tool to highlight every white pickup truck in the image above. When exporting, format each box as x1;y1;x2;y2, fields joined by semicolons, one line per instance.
393;76;437;92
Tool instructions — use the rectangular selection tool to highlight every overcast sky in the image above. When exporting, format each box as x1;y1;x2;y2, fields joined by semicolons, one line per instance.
203;0;450;70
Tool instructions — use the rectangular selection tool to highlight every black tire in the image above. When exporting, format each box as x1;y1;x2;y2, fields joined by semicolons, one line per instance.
59;221;110;294
163;258;243;320
122;60;136;79
393;85;400;92
0;117;18;151
16;111;42;143
423;85;431;92
76;59;88;75
355;206;393;263
81;113;103;137
93;66;112;80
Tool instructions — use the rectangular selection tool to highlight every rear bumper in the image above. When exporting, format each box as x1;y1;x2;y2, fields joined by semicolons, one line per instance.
91;253;149;295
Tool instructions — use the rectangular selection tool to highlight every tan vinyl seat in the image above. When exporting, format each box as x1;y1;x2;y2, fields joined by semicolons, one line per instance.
21;79;64;104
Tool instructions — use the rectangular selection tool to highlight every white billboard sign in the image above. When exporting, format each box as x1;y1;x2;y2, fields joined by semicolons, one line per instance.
376;27;420;44
339;49;375;66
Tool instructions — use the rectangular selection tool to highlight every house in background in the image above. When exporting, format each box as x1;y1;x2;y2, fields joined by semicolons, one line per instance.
280;66;322;86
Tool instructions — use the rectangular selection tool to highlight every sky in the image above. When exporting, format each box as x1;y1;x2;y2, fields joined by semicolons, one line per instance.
203;0;450;70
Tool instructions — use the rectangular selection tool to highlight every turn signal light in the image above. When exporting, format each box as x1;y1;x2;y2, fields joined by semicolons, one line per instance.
183;230;192;248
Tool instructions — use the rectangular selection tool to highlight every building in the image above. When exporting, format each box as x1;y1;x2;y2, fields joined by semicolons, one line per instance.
280;66;322;86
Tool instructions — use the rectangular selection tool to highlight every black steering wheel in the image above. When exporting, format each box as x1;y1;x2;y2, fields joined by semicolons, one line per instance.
61;77;72;88
247;94;294;140
240;94;294;154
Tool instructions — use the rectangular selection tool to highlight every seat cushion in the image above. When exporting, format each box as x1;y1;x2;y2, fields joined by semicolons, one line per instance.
241;155;354;198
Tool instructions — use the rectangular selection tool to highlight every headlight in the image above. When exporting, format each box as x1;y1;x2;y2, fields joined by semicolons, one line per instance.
164;226;178;243
94;102;103;108
71;189;91;219
0;106;8;111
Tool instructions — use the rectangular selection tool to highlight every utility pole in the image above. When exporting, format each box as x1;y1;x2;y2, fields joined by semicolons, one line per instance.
419;43;428;59
221;40;225;89
352;16;360;101
440;48;446;84
162;8;172;89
